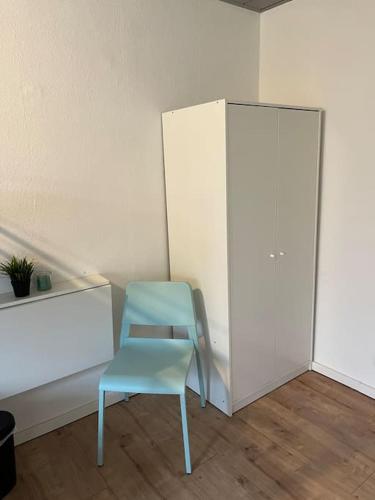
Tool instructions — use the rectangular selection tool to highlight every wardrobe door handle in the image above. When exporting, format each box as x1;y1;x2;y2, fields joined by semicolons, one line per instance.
279;251;286;256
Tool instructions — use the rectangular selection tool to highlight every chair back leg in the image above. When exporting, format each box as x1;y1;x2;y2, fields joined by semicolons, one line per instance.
124;393;129;402
97;390;106;466
187;327;206;408
195;350;206;408
179;393;192;474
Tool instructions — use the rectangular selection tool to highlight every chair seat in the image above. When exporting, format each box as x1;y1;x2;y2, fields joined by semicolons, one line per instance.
99;338;194;395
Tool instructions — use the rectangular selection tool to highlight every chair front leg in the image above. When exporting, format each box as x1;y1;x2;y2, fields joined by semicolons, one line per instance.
97;390;106;466
180;393;192;474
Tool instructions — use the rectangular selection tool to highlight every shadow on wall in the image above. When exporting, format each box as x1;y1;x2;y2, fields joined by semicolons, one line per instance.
0;223;169;349
0;223;123;348
0;224;79;287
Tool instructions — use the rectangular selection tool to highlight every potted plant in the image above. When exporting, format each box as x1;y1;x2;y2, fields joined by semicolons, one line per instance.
0;256;34;298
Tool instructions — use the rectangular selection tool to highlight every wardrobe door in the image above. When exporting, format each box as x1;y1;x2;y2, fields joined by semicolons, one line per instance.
227;104;279;409
276;109;321;377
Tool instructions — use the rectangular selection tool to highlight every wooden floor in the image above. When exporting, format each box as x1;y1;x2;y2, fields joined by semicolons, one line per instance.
8;372;375;500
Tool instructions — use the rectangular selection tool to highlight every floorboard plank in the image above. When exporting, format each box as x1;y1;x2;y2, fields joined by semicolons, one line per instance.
8;372;375;499
352;473;375;499
299;372;375;418
271;378;375;461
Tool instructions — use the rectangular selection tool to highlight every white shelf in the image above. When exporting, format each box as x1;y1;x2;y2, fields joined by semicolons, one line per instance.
0;274;109;310
0;274;113;399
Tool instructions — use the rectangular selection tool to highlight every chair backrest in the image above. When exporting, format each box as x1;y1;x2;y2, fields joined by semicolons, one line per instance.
120;281;197;347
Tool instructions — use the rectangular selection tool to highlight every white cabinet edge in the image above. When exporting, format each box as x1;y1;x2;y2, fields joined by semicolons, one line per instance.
0;274;110;310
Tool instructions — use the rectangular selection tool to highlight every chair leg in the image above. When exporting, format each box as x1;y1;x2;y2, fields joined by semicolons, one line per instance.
180;393;192;474
124;393;129;402
195;350;206;408
97;390;105;466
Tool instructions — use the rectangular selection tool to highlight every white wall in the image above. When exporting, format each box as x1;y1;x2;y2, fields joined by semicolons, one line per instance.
0;0;259;439
260;0;375;392
0;0;259;332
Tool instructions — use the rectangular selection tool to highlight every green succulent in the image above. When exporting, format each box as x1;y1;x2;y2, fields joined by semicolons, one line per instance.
0;256;34;282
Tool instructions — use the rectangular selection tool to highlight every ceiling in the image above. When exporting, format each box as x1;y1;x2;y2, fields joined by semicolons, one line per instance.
220;0;293;12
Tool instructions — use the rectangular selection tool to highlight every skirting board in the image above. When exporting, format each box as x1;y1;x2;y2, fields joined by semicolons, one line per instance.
15;393;124;446
312;362;375;399
232;363;310;413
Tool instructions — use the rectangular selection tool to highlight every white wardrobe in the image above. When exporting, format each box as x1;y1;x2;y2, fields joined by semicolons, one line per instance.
162;99;321;416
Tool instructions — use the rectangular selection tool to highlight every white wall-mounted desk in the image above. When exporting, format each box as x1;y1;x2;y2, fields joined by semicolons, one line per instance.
0;274;114;400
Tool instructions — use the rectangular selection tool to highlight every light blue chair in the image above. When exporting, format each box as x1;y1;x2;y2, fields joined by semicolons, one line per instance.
97;281;206;474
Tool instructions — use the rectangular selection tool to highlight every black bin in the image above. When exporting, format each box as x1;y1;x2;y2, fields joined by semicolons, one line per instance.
0;412;16;498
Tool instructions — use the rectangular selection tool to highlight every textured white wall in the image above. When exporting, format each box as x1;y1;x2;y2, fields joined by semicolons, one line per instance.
0;0;259;333
0;0;259;438
260;0;375;389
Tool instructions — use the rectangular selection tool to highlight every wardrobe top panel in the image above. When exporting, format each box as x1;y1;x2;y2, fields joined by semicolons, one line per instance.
163;99;322;115
227;100;322;112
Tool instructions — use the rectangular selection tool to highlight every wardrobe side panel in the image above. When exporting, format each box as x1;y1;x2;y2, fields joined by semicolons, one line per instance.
227;104;279;409
276;109;321;377
162;101;231;415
